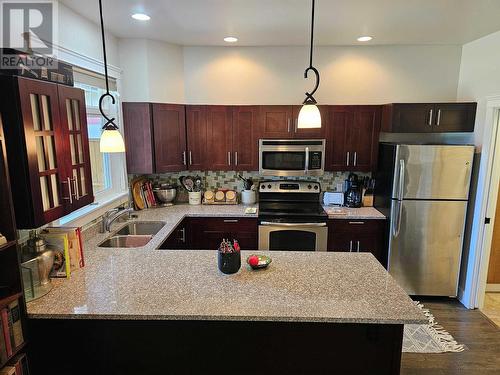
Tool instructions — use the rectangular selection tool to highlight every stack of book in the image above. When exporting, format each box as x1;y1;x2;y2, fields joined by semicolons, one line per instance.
0;299;24;370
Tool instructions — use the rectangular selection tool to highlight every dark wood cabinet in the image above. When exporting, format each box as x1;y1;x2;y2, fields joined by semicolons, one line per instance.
325;105;381;172
159;217;258;250
0;76;93;228
381;103;476;133
206;106;233;170
123;103;187;174
258;105;325;139
232;106;259;171
327;219;387;266
159;218;189;249
186;105;208;170
189;217;258;250
152;104;187;172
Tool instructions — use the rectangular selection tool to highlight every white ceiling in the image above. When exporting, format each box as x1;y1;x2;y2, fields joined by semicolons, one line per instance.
61;0;500;46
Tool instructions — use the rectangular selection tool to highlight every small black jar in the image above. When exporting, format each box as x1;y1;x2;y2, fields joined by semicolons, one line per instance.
218;251;241;274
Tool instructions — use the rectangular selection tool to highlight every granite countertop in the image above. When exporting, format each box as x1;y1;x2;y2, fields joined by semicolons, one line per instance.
323;206;386;220
27;204;422;324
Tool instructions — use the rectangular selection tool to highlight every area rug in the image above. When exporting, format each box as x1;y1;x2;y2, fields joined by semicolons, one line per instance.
402;302;465;353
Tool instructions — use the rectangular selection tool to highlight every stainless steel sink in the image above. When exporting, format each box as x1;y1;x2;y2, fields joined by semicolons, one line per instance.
98;235;153;248
114;221;165;236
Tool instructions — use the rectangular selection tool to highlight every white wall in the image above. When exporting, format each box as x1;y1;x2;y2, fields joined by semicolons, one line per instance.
57;3;119;68
118;39;184;103
458;30;500;150
183;45;462;105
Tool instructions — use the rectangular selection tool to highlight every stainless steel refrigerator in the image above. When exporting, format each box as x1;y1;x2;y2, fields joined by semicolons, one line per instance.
374;144;474;296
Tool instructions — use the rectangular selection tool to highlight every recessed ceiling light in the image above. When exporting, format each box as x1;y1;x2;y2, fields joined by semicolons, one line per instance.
131;13;151;21
357;36;373;42
224;36;238;43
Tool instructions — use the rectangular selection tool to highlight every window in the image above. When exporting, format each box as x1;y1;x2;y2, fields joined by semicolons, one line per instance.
73;69;127;201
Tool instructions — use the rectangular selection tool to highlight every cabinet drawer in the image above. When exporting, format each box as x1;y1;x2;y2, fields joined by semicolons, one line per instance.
190;217;257;231
328;219;383;237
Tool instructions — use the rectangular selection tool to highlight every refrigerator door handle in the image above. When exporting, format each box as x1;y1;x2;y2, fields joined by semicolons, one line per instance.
398;159;405;200
392;200;403;237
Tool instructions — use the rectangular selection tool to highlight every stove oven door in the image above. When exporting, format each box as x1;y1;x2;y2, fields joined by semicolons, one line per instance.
258;222;328;251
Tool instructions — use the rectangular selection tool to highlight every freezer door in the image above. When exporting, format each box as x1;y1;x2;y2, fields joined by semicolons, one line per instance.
388;199;467;296
392;145;474;200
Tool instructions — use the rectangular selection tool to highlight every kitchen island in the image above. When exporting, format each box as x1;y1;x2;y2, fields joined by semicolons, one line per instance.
27;206;422;374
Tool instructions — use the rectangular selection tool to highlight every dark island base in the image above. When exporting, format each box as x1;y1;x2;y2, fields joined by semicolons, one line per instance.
28;319;403;375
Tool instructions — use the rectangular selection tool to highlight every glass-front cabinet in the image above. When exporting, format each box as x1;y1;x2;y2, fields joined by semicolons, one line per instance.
0;76;94;228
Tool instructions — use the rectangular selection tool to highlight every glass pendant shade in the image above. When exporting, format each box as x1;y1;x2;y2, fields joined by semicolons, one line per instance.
100;128;125;153
297;103;321;129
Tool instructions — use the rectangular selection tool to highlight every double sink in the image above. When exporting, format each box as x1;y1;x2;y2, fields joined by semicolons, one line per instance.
98;221;165;248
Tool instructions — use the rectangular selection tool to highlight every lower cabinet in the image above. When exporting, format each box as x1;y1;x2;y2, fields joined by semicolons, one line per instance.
159;217;258;250
327;219;387;267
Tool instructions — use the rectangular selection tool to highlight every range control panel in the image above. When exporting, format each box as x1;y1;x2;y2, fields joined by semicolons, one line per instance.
259;180;321;193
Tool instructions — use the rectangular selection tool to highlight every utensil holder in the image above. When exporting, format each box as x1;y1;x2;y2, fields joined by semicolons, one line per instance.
188;191;202;205
218;251;241;274
241;190;256;205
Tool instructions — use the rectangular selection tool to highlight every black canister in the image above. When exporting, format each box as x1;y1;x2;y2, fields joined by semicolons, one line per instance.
218;251;241;274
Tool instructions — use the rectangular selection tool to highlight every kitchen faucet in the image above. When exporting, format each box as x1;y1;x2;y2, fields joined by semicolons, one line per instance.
100;207;134;233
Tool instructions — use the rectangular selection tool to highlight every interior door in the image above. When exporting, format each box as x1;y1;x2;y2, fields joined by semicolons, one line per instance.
58;85;94;211
152;104;187;173
186;105;207;170
206;106;233;170
348;106;380;172
325;106;353;171
388;199;467;296
17;78;66;226
232;106;258;171
394;144;474;200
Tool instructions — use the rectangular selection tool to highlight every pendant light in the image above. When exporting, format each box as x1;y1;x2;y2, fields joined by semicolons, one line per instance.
297;0;321;129
98;0;125;153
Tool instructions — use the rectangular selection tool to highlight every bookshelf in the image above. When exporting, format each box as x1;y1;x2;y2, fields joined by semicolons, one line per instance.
0;114;28;372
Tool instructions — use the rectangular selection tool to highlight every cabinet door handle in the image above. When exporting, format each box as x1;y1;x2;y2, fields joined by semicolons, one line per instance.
357;240;360;252
436;109;441;126
428;109;433;126
189;151;192;166
62;177;73;204
72;177;79;200
223;219;239;223
228;151;231;166
348;221;365;225
287;118;291;133
295;118;298;133
353;152;357;166
235;152;238;166
346;152;350;166
349;240;353;252
179;227;186;243
182;151;187;165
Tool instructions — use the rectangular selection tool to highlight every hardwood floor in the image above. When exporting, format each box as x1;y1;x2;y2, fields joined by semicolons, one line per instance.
481;292;500;327
401;299;500;374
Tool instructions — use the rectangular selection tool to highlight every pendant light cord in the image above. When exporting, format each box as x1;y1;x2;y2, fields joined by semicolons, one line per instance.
303;0;319;104
98;0;117;130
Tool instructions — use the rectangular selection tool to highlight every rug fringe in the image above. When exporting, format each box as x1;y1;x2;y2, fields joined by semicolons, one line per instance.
413;301;465;353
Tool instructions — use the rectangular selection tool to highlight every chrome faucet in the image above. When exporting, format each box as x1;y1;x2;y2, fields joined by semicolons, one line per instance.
100;207;134;233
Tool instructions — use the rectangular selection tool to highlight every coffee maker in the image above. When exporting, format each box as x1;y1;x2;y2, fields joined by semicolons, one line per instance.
344;173;362;208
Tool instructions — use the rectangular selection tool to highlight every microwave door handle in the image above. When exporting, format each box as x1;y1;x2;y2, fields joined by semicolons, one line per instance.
305;147;309;174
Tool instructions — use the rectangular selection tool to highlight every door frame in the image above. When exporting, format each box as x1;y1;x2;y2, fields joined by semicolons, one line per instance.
468;96;500;309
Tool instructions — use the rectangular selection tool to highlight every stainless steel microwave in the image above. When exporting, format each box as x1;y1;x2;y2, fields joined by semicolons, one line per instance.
259;139;326;176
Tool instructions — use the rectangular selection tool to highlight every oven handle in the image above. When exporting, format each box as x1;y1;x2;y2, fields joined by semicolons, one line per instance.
260;221;326;227
305;147;309;174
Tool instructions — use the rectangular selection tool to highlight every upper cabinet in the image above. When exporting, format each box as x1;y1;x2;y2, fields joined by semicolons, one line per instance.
186;105;208;170
232;106;259;171
258;105;324;139
381;103;477;133
0;76;94;228
325;105;381;172
123;103;187;174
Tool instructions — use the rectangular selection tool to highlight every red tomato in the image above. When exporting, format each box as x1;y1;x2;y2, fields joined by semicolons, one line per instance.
248;255;259;267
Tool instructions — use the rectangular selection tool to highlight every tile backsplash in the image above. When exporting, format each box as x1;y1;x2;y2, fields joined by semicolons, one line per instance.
131;171;371;193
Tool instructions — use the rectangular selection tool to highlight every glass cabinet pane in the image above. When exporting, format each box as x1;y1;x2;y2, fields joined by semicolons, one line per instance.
31;94;41;130
40;95;52;130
